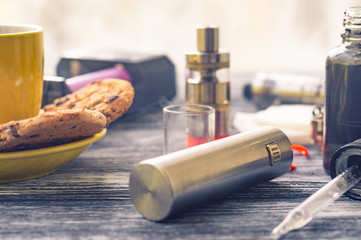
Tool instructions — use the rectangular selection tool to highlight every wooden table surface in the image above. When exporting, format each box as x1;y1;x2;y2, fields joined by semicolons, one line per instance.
1;74;360;240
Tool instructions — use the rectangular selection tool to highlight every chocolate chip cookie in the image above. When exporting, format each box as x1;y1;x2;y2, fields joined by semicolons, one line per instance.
0;109;106;152
44;79;134;126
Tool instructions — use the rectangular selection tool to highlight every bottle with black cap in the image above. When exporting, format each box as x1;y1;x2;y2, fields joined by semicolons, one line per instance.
324;7;361;173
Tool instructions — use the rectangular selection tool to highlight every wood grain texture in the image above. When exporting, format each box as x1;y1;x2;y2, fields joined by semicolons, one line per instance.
0;74;360;239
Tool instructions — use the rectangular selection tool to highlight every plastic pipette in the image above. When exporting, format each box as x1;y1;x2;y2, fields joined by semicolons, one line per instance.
272;164;361;239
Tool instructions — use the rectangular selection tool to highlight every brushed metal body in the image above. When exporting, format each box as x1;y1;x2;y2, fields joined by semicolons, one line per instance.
129;127;293;221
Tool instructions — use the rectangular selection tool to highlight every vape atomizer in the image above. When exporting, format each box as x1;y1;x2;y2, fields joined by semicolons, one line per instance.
185;26;230;139
243;72;324;110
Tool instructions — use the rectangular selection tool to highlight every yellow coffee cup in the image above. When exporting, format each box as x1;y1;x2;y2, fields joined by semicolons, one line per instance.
0;24;44;124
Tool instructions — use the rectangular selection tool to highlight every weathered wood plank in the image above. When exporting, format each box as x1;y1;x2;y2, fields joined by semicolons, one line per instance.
0;75;359;239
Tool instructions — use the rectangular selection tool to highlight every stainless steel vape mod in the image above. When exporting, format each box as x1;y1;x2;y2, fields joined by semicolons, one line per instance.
129;127;293;221
185;26;230;139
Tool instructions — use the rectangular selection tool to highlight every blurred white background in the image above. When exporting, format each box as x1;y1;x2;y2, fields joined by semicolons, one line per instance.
1;0;360;76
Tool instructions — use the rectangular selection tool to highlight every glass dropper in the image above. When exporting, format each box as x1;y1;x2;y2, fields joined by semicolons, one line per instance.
271;164;361;239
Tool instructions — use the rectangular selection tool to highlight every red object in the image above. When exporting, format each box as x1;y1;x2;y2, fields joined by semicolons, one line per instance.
215;135;230;140
289;144;310;171
187;135;211;148
187;135;230;148
290;163;296;171
291;144;309;157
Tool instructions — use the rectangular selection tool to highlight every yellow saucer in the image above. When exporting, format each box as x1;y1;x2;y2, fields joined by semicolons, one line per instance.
0;128;107;183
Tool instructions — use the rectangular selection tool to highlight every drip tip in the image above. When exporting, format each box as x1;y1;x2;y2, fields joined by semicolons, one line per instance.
344;7;361;29
197;25;219;52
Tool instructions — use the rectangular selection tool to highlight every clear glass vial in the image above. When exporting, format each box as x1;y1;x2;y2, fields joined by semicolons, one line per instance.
324;7;361;174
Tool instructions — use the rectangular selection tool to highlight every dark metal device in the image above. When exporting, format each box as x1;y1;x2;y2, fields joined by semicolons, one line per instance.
41;75;70;107
129;127;293;221
56;49;176;120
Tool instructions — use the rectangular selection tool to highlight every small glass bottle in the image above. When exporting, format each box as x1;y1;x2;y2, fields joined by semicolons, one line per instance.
323;7;361;174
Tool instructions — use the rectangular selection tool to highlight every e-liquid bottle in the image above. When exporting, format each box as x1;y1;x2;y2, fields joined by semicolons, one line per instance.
323;7;361;174
185;26;230;139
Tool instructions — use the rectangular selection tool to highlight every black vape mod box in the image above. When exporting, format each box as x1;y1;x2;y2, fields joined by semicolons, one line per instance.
55;49;176;120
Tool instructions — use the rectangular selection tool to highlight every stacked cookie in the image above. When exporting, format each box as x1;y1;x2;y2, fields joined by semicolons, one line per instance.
0;79;134;152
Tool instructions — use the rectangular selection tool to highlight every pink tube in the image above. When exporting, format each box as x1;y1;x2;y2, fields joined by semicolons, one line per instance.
65;66;132;92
